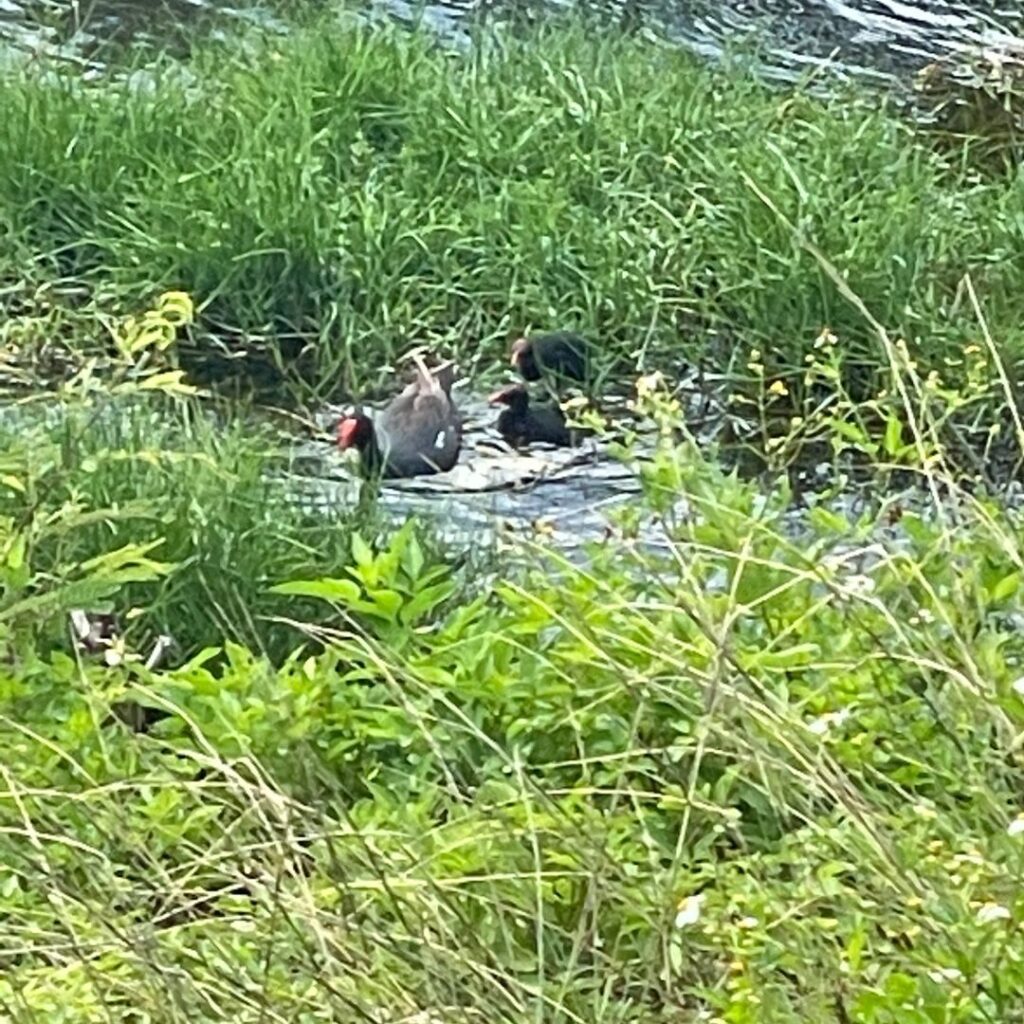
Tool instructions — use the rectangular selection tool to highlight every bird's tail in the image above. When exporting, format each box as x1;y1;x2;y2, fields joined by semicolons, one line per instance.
410;352;456;396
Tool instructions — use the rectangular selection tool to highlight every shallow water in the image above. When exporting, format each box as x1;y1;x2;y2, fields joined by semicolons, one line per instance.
2;0;1022;89
282;372;945;564
292;385;659;553
283;382;1024;595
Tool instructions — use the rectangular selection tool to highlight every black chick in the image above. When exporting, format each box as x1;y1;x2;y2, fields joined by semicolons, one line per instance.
489;384;588;448
510;330;593;387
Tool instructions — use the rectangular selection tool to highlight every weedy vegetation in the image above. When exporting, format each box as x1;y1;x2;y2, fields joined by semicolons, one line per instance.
1;11;1024;1024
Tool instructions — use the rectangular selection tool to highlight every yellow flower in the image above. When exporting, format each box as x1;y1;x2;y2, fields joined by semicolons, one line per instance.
635;371;665;397
767;380;789;397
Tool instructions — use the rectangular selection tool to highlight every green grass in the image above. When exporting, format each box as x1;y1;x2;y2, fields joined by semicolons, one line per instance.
0;16;1021;401
4;15;1024;1023
2;378;1024;1022
0;392;388;661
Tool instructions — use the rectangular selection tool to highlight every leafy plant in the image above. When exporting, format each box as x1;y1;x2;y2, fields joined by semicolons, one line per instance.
270;520;459;646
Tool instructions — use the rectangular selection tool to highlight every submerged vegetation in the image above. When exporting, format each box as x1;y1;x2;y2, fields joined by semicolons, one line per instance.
2;10;1024;1024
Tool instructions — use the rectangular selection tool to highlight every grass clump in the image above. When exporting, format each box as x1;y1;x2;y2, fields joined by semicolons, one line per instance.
0;290;411;664
0;17;1021;401
0;396;372;661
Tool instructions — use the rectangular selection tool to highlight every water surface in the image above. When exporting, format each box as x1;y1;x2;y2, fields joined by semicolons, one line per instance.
2;0;1021;89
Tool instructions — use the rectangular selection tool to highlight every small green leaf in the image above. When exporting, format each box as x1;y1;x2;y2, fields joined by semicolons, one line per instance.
138;370;196;394
808;506;848;534
991;572;1020;603
269;578;362;603
5;534;26;572
883;414;902;456
403;533;425;581
747;643;820;671
363;587;403;621
884;971;918;1003
846;926;866;972
351;533;374;570
667;938;684;973
401;580;456;625
156;290;194;327
80;540;170;576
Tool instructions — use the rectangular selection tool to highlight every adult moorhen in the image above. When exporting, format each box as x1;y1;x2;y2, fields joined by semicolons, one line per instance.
489;384;587;448
337;355;462;478
510;330;593;386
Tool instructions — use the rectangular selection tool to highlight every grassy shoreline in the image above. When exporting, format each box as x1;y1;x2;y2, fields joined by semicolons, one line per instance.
3;17;1024;1024
1;16;1021;402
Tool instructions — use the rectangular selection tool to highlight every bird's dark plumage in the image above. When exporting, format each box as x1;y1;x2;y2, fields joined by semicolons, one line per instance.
337;356;461;478
510;331;592;386
489;384;586;448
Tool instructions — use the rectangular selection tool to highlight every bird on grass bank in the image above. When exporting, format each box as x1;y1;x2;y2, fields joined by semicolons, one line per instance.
510;330;594;389
336;354;462;479
488;383;590;449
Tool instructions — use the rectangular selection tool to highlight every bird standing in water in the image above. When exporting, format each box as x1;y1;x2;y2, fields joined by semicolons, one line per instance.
337;354;462;479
